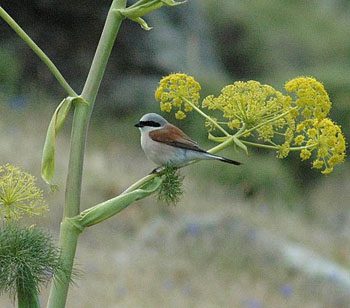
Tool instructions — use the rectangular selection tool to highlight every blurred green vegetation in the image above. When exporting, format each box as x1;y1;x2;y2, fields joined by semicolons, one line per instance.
201;0;350;129
0;46;23;94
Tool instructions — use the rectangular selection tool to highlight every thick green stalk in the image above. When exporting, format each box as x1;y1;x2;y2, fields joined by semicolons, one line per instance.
0;6;76;97
64;2;125;218
17;287;40;308
69;177;162;230
47;1;127;307
47;220;80;308
207;136;235;154
122;173;157;194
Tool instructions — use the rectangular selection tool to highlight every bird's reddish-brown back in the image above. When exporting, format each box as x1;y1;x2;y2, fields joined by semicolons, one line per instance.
149;124;205;152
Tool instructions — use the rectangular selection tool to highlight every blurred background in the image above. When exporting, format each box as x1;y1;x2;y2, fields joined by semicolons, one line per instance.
0;0;350;307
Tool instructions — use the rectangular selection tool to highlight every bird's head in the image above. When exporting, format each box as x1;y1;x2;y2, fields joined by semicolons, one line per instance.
134;113;168;132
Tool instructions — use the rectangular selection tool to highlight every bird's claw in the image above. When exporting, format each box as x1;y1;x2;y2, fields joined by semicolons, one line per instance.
150;166;163;174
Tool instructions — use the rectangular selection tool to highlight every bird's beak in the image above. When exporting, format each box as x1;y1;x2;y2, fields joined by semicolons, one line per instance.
134;122;143;128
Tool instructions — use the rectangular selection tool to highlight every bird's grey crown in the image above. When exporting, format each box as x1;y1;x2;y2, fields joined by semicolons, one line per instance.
139;113;168;127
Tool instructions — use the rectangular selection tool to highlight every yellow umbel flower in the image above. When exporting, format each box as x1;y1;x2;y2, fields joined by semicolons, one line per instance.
285;77;331;122
294;135;305;145
155;73;201;119
276;127;294;158
202;80;295;147
0;164;47;221
175;110;186;120
300;148;312;160
316;119;345;173
204;81;282;127
292;119;346;174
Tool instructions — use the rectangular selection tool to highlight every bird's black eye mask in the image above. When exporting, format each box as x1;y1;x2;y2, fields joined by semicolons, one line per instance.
135;120;161;128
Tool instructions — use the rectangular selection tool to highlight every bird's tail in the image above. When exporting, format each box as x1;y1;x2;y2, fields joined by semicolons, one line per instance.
204;153;242;165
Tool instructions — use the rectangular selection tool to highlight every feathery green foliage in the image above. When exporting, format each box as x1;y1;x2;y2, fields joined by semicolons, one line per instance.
0;224;70;302
157;164;184;205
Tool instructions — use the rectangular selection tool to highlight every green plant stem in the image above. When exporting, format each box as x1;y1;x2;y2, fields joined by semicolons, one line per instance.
289;144;317;151
207;135;235;154
0;6;77;97
182;97;230;136
240;140;278;150
240;139;317;151
47;220;80;308
69;177;162;230
122;173;157;194
236;107;297;137
47;1;127;307
18;287;40;308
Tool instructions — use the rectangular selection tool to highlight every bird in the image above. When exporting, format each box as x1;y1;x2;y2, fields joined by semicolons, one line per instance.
135;113;241;169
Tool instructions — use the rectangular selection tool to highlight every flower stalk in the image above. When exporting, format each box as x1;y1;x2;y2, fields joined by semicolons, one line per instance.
182;96;230;136
47;1;127;307
17;288;40;308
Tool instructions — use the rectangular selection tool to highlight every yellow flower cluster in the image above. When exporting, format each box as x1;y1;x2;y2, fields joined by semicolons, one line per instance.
0;164;47;221
293;119;346;174
154;73;346;174
202;80;294;147
285;77;331;121
276;127;295;159
203;81;286;127
285;77;346;173
155;73;201;119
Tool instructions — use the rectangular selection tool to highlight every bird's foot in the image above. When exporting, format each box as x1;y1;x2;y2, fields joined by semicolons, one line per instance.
150;166;163;174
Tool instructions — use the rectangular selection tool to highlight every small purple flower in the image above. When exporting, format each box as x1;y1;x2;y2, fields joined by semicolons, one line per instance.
279;284;294;297
9;95;28;109
248;229;257;240
116;287;127;297
181;285;193;296
241;298;263;308
327;270;339;282
163;279;174;290
187;222;200;236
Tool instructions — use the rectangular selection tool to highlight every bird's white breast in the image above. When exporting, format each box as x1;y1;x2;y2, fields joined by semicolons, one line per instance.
139;128;209;166
141;131;180;165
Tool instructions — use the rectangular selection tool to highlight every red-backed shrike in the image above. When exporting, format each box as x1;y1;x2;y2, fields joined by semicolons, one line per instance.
135;113;241;167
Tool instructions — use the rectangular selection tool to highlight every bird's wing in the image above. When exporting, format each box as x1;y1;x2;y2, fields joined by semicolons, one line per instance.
149;124;206;152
